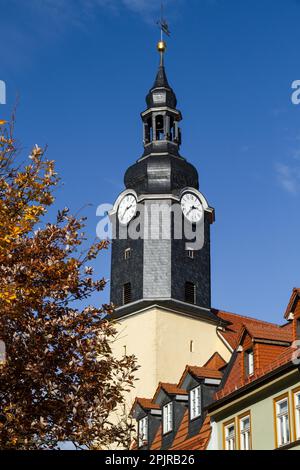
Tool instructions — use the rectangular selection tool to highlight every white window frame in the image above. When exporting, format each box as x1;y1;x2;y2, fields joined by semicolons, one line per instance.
187;250;195;259
239;415;251;450
275;397;290;447
224;421;236;450
294;390;300;440
245;350;254;376
190;386;201;420
138;416;148;447
163;402;173;435
124;248;131;260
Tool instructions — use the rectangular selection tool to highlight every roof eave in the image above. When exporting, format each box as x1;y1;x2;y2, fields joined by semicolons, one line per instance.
208;361;295;412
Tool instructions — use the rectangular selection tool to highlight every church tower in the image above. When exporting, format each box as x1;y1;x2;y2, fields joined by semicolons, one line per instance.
110;41;214;310
110;40;231;400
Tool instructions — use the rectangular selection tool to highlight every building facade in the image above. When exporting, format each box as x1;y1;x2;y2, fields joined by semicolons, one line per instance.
130;290;300;451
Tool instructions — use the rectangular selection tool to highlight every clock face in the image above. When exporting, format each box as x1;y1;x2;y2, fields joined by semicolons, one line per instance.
118;194;137;225
181;193;203;223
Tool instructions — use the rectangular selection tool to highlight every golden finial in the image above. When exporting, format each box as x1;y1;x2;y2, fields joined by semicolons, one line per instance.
157;40;167;53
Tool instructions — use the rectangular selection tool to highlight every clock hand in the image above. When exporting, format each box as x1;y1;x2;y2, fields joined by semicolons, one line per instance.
186;206;196;216
121;204;134;220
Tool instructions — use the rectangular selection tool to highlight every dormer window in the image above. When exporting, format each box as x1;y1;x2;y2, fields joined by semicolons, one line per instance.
245;349;254;377
138;416;148;447
190;385;201;420
163;402;173;435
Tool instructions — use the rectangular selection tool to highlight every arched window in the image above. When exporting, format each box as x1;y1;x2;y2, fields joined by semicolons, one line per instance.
155;115;165;141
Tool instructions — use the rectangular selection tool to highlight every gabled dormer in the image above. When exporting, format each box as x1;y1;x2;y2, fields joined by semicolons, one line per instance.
284;288;300;341
178;357;224;437
152;383;188;450
131;398;161;450
237;323;291;379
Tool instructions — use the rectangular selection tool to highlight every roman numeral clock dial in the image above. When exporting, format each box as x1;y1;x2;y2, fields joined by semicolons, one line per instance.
181;193;203;223
118;194;137;225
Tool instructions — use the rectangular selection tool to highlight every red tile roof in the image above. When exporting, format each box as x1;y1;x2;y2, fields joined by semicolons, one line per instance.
178;362;223;388
203;352;227;371
134;397;160;411
170;413;212;451
149;412;212;451
215;309;291;349
153;382;188;402
241;322;292;343
187;366;223;380
150;424;162;450
215;345;297;402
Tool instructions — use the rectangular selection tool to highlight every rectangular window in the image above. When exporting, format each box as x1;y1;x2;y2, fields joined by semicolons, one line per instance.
123;283;132;305
275;396;290;447
163;402;173;435
124;248;131;260
138;416;148;447
245;349;254;377
185;282;196;304
190;386;201;420
224;421;236;450
187;250;195;259
239;414;251;450
293;389;300;440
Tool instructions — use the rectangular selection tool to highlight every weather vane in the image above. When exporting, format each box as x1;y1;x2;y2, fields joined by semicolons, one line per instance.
156;2;170;65
157;2;171;40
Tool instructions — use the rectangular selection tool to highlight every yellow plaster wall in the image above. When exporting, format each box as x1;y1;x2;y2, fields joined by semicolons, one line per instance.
112;306;231;407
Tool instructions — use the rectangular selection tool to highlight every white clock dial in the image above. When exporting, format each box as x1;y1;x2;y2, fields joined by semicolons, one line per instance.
118;194;137;225
181;193;203;223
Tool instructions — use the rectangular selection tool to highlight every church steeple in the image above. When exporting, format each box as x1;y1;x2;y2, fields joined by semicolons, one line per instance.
110;32;214;312
124;39;198;196
142;40;182;158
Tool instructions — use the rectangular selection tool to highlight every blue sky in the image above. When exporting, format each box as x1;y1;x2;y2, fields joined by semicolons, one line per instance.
1;0;300;324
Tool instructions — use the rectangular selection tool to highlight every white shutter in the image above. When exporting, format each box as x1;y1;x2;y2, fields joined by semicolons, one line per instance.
248;351;254;375
163;402;173;434
190;386;201;420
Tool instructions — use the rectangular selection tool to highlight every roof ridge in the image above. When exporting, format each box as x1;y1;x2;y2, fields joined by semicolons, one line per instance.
217;309;281;327
188;364;219;371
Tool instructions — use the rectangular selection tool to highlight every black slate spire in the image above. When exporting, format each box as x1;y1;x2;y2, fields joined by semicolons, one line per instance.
146;43;177;109
124;39;199;195
153;64;170;89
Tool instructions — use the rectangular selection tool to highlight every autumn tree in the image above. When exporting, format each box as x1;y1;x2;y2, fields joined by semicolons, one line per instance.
0;121;137;450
